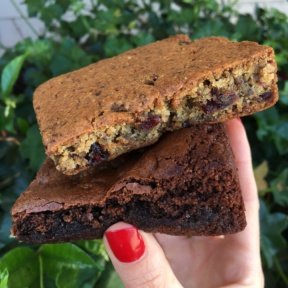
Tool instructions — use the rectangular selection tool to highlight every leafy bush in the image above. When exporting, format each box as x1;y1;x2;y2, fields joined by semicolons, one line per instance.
0;0;287;287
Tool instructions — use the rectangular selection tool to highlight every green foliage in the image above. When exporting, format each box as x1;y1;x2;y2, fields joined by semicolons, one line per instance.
39;243;104;287
0;269;9;288
20;125;46;171
0;247;40;288
260;201;288;268
0;0;287;287
1;54;27;99
0;243;109;288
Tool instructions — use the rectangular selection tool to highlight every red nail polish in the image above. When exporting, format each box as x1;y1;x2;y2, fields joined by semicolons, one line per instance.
105;226;145;263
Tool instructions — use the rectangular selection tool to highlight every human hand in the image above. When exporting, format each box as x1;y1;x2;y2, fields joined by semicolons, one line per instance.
103;118;264;288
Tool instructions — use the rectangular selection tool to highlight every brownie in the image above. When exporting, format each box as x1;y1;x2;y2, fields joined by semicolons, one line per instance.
34;35;278;175
11;124;246;243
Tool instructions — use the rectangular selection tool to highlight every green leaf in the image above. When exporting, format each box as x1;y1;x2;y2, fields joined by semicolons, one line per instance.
132;33;155;47
39;243;102;287
233;14;260;41
76;240;109;262
39;4;64;27
0;247;40;288
0;269;8;288
1;55;26;98
56;267;79;288
255;109;288;155
104;37;133;57
16;118;29;135
20;125;45;172
255;108;279;139
270;169;288;206
24;0;45;17
49;38;92;75
274;122;288;155
39;243;98;270
254;160;269;195
0;212;12;249
280;81;288;105
26;40;53;64
96;261;124;288
0;106;15;133
260;201;288;268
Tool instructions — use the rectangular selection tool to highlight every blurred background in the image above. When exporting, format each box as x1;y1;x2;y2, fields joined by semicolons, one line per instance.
0;1;287;287
1;0;288;51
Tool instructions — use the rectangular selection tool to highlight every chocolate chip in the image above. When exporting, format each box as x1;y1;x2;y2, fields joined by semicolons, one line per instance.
139;114;161;130
144;74;159;86
144;79;155;85
202;92;238;114
259;91;272;101
234;77;244;86
211;87;219;96
151;74;158;81
110;103;128;112
67;146;75;152
95;91;101;96
202;100;219;114
186;98;194;109
85;143;109;166
217;92;238;106
203;80;211;86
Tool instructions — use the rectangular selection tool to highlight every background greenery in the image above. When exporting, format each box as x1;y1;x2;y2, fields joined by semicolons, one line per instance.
0;0;287;287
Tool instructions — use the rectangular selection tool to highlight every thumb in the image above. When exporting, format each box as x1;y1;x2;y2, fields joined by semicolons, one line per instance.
103;222;182;288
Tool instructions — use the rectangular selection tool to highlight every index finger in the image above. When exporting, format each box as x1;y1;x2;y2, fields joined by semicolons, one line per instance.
225;118;261;255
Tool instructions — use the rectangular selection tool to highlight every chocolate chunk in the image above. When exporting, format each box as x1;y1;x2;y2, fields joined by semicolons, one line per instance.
110;103;128;112
186;98;194;109
259;91;272;101
139;114;161;130
211;87;220;96
234;76;244;86
144;74;159;86
202;91;238;114
85;143;109;166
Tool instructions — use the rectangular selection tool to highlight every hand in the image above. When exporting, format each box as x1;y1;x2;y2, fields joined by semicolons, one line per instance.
103;119;264;288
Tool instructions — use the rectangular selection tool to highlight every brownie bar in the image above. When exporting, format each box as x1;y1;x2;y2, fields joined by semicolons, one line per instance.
34;35;278;175
11;124;246;243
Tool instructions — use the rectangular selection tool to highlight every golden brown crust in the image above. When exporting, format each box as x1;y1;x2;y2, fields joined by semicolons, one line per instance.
34;35;278;174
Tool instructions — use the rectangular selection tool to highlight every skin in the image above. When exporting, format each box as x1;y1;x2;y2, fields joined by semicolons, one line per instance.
104;118;264;288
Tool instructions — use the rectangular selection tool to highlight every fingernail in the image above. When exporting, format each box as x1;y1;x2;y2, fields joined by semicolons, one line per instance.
210;235;225;240
105;226;145;263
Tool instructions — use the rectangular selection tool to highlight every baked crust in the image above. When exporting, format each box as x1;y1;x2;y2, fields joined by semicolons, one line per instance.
34;35;278;174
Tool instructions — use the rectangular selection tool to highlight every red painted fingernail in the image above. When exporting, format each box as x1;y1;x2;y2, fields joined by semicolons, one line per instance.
105;226;145;263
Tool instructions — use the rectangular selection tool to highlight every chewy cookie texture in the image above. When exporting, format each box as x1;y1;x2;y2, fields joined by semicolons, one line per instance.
34;35;278;175
12;124;246;243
